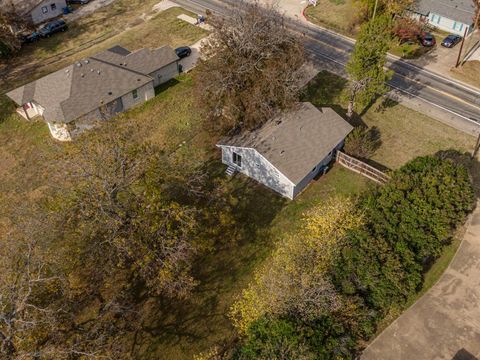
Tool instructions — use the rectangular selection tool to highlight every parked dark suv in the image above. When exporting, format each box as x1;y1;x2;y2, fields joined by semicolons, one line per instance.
441;34;462;48
39;19;68;38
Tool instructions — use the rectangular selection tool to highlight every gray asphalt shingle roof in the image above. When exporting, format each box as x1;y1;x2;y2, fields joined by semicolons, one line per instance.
6;45;179;123
218;102;353;185
93;45;179;75
413;0;476;25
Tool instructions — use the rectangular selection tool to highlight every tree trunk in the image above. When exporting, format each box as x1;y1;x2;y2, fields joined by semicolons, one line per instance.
347;96;355;118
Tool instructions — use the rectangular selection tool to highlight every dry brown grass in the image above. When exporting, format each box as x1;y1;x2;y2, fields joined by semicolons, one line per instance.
450;60;480;89
304;0;363;36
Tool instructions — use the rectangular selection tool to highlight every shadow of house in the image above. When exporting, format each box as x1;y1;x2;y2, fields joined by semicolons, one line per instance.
217;102;353;199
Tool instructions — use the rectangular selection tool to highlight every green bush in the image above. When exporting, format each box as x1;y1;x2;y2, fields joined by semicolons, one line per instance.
237;315;360;360
333;155;475;312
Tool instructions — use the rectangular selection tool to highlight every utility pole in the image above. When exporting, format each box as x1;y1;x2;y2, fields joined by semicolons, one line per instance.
463;1;480;63
473;131;480;159
455;26;469;67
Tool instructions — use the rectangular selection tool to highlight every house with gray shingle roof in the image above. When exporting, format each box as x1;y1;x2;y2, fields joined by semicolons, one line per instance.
408;0;476;36
1;0;68;25
216;102;353;199
6;45;180;141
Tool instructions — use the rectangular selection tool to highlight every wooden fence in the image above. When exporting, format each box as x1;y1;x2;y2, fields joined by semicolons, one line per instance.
336;151;390;185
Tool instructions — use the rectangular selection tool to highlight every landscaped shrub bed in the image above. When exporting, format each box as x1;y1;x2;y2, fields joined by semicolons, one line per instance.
232;154;475;359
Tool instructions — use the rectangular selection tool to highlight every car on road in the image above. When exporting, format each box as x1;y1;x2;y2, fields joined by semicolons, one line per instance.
420;32;436;47
175;46;192;59
67;0;90;4
39;20;68;38
441;34;462;48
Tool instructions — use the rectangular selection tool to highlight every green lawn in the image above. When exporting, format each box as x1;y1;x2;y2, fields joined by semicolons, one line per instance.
303;71;476;169
1;60;475;359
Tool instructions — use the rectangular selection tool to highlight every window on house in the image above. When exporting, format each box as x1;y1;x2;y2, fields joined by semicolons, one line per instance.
42;6;48;13
51;3;57;10
132;89;138;99
453;22;463;32
232;152;242;167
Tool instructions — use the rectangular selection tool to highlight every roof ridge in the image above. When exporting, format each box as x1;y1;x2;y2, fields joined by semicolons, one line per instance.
89;56;152;78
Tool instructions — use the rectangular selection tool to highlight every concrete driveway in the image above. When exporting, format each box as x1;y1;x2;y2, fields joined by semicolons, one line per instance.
361;204;480;360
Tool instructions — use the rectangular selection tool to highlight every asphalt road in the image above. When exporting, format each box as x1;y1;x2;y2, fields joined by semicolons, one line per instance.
172;0;480;133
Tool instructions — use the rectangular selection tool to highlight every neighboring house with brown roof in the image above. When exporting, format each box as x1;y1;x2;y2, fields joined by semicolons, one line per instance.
6;45;180;141
2;0;68;25
408;0;476;36
217;102;353;199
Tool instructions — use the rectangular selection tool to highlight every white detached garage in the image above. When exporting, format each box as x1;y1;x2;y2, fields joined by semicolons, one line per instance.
217;102;353;199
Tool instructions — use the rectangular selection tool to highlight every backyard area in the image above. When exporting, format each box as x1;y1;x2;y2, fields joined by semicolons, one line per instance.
1;63;477;357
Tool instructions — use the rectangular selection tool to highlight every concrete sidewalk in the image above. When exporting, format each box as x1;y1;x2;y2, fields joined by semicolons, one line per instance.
361;203;480;360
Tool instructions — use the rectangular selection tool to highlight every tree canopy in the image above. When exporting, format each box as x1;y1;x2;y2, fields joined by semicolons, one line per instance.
196;0;305;135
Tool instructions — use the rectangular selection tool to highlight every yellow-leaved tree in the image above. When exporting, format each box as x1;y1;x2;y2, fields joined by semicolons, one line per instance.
230;197;364;334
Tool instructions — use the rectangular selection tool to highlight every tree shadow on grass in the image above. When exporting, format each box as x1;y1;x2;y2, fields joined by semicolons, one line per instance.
133;162;287;358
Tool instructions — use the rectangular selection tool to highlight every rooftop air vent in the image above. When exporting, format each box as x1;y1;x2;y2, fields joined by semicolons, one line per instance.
108;91;112;95
76;62;82;67
80;73;85;78
275;120;282;125
84;59;89;64
97;70;101;75
280;150;285;155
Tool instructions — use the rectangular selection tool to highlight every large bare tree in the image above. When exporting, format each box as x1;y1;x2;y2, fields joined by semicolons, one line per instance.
196;0;306;135
0;1;32;56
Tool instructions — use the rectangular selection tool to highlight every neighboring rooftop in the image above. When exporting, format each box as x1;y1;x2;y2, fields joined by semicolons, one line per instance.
218;102;353;184
6;45;179;123
94;46;179;75
412;0;476;25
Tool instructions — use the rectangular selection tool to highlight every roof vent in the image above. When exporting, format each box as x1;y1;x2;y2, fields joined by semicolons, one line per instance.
97;70;101;75
81;73;85;78
137;78;141;81
108;91;112;95
84;59;90;64
90;68;94;72
65;69;70;73
76;62;82;67
275;120;282;125
280;150;285;155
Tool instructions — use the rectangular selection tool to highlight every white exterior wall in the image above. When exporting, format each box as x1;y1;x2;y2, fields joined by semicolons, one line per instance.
219;146;295;199
47;122;71;141
30;0;67;24
427;12;471;35
150;62;179;87
121;81;155;111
